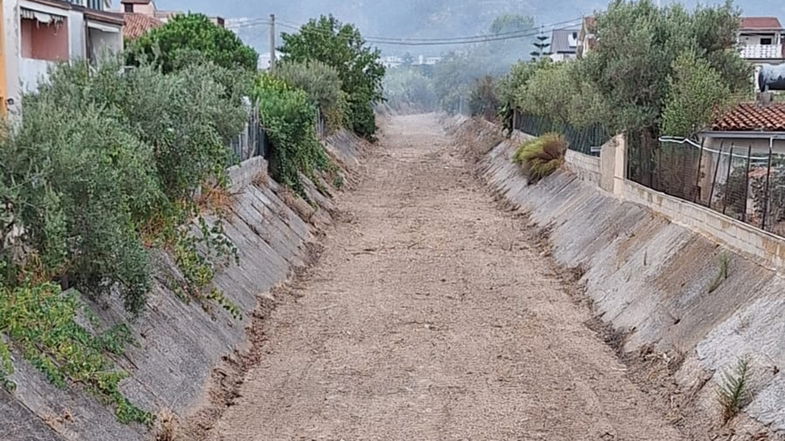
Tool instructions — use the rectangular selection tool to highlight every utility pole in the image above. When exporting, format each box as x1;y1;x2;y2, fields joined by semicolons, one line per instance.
269;14;277;72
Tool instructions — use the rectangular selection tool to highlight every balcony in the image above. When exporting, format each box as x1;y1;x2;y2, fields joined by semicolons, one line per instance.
66;0;106;10
740;44;784;60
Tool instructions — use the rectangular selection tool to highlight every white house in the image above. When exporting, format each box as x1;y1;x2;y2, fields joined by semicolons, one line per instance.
2;0;124;113
549;27;580;62
739;17;785;63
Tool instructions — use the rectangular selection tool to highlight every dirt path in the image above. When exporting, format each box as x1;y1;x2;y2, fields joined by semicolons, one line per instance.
205;114;685;441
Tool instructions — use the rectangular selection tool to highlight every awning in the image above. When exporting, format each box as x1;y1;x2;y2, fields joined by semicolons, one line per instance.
20;8;65;24
87;20;121;33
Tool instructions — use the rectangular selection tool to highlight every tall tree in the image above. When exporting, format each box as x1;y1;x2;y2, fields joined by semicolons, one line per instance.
126;14;258;73
280;15;385;140
582;0;750;135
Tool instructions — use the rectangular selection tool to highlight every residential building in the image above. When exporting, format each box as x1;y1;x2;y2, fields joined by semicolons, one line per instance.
120;0;226;28
701;102;785;153
381;55;402;69
738;17;785;62
123;11;162;39
549;27;580;62
2;0;124;113
576;16;596;59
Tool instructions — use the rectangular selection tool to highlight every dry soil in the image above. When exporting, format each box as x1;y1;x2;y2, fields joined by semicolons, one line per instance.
203;114;686;441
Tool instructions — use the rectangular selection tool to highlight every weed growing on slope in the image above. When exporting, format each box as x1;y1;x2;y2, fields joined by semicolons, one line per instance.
717;356;751;424
708;253;731;293
0;282;153;425
514;133;567;183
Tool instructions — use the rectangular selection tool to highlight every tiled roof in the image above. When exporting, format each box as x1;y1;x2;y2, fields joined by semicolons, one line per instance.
712;103;785;132
551;28;580;53
741;17;783;30
124;13;163;39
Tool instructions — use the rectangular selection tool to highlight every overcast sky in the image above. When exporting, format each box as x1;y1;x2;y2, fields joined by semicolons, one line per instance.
154;0;785;55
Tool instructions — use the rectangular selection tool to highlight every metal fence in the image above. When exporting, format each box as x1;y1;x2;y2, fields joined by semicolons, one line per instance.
627;131;785;236
512;110;611;157
229;105;271;162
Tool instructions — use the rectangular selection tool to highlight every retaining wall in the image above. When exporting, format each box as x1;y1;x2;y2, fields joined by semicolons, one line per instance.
456;117;785;434
0;132;365;441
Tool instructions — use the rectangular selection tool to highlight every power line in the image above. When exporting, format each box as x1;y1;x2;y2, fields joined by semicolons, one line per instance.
228;17;582;46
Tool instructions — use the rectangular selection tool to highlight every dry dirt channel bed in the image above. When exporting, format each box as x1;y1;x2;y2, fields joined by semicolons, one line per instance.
204;114;685;441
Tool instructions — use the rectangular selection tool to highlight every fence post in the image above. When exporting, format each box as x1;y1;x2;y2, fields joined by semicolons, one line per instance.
693;138;705;203
742;145;752;223
723;144;735;215
708;141;724;208
763;143;774;230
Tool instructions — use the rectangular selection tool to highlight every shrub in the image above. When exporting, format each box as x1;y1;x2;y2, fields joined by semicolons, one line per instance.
0;58;247;314
469;76;500;121
0;282;152;424
383;67;437;112
126;13;258;73
253;73;330;195
275;60;347;132
280;15;385;140
514;133;567;183
661;51;734;138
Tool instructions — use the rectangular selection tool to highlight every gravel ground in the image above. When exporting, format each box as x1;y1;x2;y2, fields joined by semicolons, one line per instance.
203;114;686;441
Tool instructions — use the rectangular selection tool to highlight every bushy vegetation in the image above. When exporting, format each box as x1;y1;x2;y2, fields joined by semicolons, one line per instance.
280;15;385;140
469;76;500;121
494;0;750;142
275;60;347;132
0;57;249;423
661;51;733;138
582;0;749;136
0;282;151;424
253;74;331;195
383;67;438;112
126;13;258;73
514;134;567;183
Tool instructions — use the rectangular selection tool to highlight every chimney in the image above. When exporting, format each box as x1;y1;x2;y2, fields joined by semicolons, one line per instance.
757;91;774;107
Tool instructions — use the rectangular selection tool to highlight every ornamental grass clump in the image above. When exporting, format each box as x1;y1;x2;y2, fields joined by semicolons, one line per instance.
514;133;567;183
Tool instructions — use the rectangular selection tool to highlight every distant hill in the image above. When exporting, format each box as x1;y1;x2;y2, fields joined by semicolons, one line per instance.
156;0;785;55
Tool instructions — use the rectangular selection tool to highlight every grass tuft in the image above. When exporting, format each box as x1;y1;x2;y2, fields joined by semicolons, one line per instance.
514;133;567;183
717;356;751;424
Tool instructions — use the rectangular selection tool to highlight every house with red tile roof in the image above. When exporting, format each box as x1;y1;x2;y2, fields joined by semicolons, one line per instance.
120;0;226;35
739;17;785;63
123;11;162;39
701;102;785;153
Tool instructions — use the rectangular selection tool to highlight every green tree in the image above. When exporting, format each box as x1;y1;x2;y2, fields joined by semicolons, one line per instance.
253;74;330;194
126;13;258;73
275;60;347;131
661;51;733;138
280;15;386;140
582;0;749;134
383;67;437;111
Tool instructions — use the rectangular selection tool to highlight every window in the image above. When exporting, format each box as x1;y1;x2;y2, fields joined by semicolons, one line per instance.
124;3;133;12
761;38;773;45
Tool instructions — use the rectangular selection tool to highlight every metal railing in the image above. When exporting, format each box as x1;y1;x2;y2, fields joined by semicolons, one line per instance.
512;110;611;157
627;131;785;236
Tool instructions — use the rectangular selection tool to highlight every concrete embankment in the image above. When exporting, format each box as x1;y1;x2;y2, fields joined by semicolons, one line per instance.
452;116;785;438
1;132;365;441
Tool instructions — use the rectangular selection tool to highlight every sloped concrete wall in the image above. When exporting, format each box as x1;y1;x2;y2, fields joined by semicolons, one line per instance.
456;118;785;433
0;132;365;441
